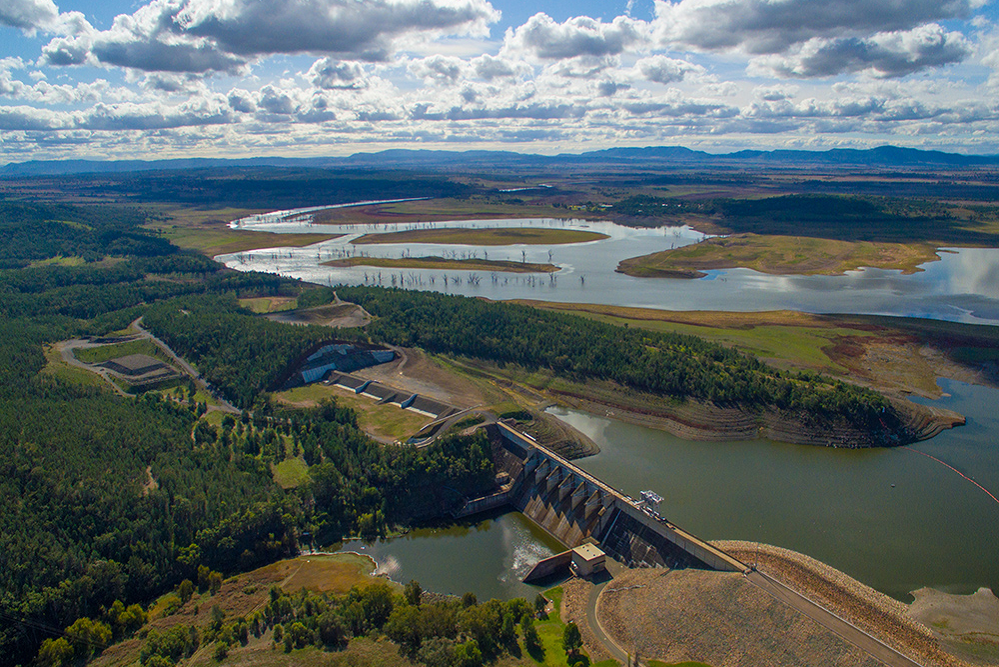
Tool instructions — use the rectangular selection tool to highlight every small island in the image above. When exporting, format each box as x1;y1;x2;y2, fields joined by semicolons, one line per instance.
323;255;560;273
351;227;609;246
617;233;942;278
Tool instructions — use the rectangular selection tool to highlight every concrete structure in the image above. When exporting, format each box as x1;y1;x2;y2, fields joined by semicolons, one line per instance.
457;421;745;576
279;342;395;388
571;543;606;577
99;354;181;389
326;372;458;421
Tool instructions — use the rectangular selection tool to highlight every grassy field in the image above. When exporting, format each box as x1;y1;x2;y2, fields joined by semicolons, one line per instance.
157;227;341;256
28;255;87;268
511;303;857;375
323;255;560;273
72;338;172;364
272;457;310;489
273;384;431;442
352;227;609;246
40;344;108;389
251;553;393;595
508;301;999;399
239;296;299;313
617;234;942;278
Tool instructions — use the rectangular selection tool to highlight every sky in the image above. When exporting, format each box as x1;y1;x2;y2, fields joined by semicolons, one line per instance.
2;0;999;162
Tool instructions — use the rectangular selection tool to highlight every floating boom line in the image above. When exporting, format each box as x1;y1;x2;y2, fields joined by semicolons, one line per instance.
902;446;999;508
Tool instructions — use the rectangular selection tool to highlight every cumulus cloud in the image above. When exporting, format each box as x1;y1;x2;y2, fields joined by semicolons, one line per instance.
503;13;648;60
0;0;59;31
470;54;528;80
40;0;500;73
653;0;976;54
408;55;467;85
752;24;971;78
635;54;704;83
309;58;367;90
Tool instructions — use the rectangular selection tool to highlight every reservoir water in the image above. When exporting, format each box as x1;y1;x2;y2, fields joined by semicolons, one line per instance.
222;211;999;600
220;216;999;325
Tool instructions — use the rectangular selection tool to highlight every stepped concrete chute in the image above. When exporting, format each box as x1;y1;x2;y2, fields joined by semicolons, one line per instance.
469;421;746;575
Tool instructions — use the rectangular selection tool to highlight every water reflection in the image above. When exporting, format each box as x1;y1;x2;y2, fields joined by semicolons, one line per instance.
549;379;999;600
334;511;564;600
218;216;999;324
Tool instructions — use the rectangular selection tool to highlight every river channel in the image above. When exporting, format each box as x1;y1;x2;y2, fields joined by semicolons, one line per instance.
221;211;999;601
220;215;999;324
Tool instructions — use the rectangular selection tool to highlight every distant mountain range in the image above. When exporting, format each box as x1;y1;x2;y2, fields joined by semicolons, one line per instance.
4;145;999;177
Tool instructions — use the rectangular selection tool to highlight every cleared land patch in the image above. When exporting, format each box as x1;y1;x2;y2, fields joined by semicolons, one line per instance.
598;568;884;667
351;227;608;246
264;302;371;328
323;255;560;273
238;296;299;313
41;343;107;389
618;233;942;278
72;337;171;365
271;457;310;489
273;383;431;443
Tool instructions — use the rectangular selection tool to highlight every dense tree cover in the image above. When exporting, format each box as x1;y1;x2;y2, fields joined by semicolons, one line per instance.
611;193;998;245
141;294;365;408
26;168;474;209
0;209;495;667
336;287;903;437
0;202;168;269
138;582;544;667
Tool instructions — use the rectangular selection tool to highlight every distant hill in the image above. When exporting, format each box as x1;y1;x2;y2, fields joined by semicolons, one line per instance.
3;145;999;177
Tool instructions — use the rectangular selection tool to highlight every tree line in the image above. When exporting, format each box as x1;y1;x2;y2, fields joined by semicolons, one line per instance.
335;286;906;440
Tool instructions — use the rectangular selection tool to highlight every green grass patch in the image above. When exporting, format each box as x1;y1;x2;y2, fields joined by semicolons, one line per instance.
352;227;609;246
156;225;341;256
274;384;431;442
28;255;86;268
238;296;299;313
40;344;107;389
272;457;310;489
73;338;171;365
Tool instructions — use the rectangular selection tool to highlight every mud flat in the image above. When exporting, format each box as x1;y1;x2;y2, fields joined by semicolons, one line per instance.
909;588;999;666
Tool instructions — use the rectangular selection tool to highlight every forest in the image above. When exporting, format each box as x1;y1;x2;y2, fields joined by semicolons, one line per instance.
0;204;495;667
610;193;999;245
333;286;904;438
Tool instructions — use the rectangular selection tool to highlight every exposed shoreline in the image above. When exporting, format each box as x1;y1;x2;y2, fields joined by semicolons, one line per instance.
617;233;943;279
549;384;963;448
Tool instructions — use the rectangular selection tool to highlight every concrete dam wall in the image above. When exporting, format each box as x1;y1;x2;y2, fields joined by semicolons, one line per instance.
460;421;745;574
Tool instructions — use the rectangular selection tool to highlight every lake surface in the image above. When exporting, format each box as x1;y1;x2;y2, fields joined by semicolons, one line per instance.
335;511;563;601
552;378;999;601
222;210;999;600
219;216;999;325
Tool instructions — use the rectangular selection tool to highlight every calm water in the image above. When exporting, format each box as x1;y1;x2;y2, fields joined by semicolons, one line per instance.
335;511;563;601
219;217;999;324
224;211;999;599
552;378;999;601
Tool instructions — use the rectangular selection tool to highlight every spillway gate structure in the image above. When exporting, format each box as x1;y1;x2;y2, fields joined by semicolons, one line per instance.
456;421;745;574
